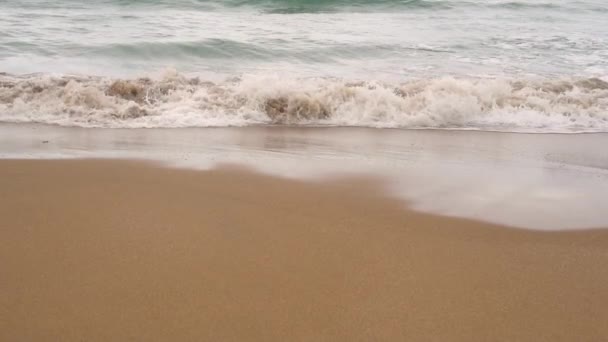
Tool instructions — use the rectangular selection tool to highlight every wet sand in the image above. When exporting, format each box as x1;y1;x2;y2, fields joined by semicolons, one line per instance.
3;124;608;229
1;159;608;341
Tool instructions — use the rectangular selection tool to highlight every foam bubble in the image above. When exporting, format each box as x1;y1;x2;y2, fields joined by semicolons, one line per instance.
1;72;607;132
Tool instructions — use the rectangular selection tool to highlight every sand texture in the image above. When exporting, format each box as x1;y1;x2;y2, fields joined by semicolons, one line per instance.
1;159;608;341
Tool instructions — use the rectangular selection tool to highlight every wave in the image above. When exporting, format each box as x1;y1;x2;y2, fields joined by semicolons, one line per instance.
248;0;452;13
96;0;577;13
5;0;599;14
90;39;272;61
1;70;607;132
109;0;453;12
83;40;405;62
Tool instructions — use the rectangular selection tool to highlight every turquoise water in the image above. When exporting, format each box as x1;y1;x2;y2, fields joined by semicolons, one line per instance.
1;0;607;130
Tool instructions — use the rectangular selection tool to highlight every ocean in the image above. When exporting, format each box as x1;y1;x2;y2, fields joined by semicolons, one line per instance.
1;0;607;131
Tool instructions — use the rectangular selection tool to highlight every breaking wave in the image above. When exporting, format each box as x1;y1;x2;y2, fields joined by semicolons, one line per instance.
1;70;607;132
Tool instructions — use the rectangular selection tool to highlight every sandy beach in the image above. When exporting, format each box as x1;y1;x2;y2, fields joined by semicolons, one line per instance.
2;158;607;341
3;0;608;339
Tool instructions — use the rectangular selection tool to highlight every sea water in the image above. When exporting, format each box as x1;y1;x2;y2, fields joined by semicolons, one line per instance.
1;0;607;130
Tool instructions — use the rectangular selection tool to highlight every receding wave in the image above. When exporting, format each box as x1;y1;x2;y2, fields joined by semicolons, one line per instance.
1;71;607;132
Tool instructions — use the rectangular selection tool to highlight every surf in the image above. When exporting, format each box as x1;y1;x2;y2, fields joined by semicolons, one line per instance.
1;71;607;132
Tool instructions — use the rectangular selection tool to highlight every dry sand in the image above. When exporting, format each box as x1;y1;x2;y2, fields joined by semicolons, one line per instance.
1;159;607;341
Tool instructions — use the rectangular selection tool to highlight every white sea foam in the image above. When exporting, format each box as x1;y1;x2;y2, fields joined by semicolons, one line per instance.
1;71;607;132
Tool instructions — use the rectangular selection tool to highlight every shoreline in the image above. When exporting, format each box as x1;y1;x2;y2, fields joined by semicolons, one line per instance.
2;123;608;229
2;159;608;341
5;121;608;134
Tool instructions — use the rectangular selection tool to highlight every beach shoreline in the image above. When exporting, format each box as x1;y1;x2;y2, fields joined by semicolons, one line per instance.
1;158;607;341
3;0;608;339
2;123;608;229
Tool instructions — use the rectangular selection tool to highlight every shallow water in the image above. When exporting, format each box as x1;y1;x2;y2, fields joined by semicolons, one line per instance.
2;123;607;229
2;0;607;78
1;0;607;131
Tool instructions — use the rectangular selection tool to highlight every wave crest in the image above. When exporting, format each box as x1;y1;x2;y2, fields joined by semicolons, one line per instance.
1;71;607;132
